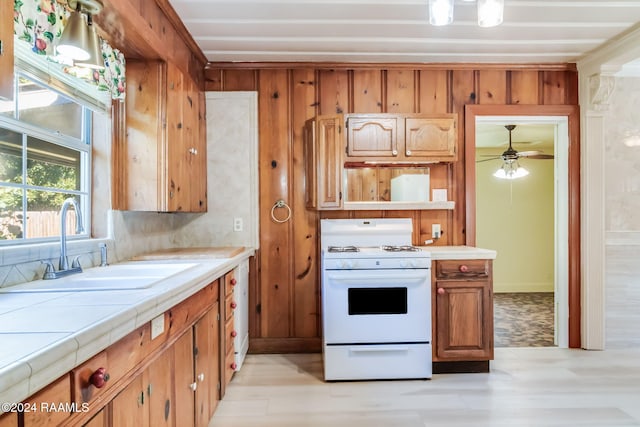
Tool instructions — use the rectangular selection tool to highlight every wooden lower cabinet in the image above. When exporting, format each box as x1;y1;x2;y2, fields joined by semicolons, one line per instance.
22;375;71;427
194;305;220;427
432;260;494;365
82;408;107;427
173;329;196;427
0;412;17;427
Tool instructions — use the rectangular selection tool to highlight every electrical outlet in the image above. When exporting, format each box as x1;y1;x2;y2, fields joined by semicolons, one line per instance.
151;314;164;340
233;217;243;232
432;223;441;239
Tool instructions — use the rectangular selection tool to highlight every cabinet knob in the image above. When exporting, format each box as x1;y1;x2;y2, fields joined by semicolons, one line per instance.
230;330;238;338
189;382;197;391
230;278;237;286
230;362;237;370
197;373;205;382
188;147;198;155
392;149;398;156
406;149;412;156
230;301;237;309
89;367;110;389
459;264;469;273
437;287;445;295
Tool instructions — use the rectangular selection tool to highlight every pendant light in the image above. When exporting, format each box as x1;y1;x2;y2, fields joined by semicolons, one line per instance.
493;160;529;180
57;0;105;69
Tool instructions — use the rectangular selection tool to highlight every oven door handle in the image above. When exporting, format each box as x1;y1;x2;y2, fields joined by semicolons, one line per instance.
325;272;427;285
349;346;409;353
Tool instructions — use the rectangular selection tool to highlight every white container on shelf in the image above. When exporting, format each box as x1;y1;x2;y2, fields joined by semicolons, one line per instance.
391;174;430;202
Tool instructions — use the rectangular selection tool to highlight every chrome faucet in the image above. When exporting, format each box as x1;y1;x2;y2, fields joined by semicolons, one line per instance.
43;197;85;280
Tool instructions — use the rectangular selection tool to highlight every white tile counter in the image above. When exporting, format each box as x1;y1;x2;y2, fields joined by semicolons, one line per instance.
0;248;254;409
421;245;497;260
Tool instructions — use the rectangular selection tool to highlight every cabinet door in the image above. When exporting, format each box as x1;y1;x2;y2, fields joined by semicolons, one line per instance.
316;116;343;209
173;329;195;427
194;304;220;427
111;374;148;427
165;62;185;212
146;349;174;427
303;119;317;209
434;279;493;361
82;408;107;427
405;117;457;161
0;0;14;100
346;115;399;158
23;375;71;427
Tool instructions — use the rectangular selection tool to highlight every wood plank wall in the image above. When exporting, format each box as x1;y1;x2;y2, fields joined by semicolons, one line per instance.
204;65;578;353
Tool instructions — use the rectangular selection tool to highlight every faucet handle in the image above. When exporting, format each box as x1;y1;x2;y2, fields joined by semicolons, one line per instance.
41;261;56;280
71;255;82;269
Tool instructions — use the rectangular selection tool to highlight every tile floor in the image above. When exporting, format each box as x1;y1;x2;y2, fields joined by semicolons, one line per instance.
211;349;640;426
494;292;555;347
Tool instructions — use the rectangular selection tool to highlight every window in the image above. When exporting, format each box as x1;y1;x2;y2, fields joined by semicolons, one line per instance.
0;73;91;243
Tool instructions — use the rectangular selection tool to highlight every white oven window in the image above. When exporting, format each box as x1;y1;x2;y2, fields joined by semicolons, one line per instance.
348;287;407;315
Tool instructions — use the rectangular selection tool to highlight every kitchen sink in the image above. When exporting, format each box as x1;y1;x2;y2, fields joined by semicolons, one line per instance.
0;262;200;293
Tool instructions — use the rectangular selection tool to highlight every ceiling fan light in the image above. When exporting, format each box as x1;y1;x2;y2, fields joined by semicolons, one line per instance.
477;0;504;27
56;10;90;61
429;0;454;26
494;164;529;180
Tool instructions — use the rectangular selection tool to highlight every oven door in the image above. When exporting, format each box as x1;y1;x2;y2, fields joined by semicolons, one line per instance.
322;268;431;344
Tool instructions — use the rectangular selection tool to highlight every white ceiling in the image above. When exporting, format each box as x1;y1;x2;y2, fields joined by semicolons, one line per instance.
168;0;640;64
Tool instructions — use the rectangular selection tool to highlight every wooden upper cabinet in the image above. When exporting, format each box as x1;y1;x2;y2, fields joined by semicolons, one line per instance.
0;0;14;100
405;116;457;161
346;115;399;158
304;115;343;210
116;59;207;213
345;113;457;162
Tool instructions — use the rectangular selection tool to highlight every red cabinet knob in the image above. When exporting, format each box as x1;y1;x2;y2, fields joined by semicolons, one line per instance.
89;367;110;389
230;278;237;286
230;301;237;309
437;287;445;295
230;362;237;370
230;330;238;337
459;264;469;273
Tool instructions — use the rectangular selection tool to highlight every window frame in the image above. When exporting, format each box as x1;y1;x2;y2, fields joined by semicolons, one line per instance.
0;73;92;245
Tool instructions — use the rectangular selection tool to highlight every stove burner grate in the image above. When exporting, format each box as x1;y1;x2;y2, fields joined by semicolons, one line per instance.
381;245;421;252
328;245;360;253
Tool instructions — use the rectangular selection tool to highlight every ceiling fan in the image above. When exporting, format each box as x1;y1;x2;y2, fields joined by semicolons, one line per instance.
478;124;555;163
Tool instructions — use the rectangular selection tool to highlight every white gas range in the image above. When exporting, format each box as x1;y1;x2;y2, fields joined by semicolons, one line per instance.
320;218;432;381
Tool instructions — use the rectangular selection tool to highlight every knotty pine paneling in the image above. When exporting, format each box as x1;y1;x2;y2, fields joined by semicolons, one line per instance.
478;70;507;104
317;69;349;114
353;70;383;113
510;70;540;104
418;70;449;114
386;70;416;113
258;70;292;338
207;65;577;351
291;69;321;338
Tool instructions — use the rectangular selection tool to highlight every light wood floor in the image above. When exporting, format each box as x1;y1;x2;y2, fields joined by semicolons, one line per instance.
211;348;640;427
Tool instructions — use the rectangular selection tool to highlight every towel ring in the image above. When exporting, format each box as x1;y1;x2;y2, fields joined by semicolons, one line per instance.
271;199;292;223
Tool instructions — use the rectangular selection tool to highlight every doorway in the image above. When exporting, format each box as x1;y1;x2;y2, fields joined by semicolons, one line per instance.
475;120;563;347
464;105;580;349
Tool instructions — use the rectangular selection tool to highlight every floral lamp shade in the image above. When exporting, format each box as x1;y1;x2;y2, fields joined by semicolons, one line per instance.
13;0;125;101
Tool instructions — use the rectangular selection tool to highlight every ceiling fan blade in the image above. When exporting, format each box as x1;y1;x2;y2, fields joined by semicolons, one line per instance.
476;157;501;163
523;154;554;160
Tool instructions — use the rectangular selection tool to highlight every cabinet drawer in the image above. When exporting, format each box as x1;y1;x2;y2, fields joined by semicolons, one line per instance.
23;375;71;427
225;317;235;356
72;351;111;407
224;271;236;296
169;279;219;339
435;259;489;279
225;294;236;321
224;348;236;386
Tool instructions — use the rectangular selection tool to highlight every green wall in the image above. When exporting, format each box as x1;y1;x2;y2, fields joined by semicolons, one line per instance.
476;149;555;293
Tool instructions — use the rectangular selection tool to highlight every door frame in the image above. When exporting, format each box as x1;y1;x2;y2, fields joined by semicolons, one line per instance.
464;104;581;348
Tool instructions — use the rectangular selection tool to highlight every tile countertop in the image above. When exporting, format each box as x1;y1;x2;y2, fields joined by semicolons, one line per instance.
422;245;497;260
0;247;254;409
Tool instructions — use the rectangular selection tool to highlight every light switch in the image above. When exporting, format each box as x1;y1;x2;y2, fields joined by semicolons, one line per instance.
432;223;441;239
